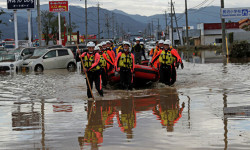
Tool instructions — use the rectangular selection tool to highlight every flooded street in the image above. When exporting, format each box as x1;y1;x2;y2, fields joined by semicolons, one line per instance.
1;55;250;150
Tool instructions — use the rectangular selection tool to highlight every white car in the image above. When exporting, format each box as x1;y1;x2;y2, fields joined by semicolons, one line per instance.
0;53;23;73
22;48;76;72
10;47;35;60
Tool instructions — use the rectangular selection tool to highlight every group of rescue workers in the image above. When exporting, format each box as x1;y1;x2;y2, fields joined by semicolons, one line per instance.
80;38;184;98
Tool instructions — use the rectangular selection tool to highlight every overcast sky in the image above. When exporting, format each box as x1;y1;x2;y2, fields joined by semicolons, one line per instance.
1;0;249;16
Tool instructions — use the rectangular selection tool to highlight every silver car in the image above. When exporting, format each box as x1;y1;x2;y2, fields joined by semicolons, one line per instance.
22;48;76;72
0;53;23;73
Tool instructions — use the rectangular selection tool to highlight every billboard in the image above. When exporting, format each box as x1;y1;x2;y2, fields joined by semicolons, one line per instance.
49;1;69;12
7;0;36;10
221;8;250;19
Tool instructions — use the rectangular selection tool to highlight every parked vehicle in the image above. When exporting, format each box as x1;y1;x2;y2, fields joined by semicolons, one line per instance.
65;45;87;62
0;53;23;73
0;50;7;55
22;48;76;72
145;41;156;53
9;47;36;60
4;44;15;51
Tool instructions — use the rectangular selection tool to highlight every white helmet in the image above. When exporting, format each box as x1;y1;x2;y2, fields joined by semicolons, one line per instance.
87;41;95;47
101;41;106;46
140;41;144;45
96;44;101;47
135;38;140;41
94;46;100;51
123;41;131;47
106;41;111;44
158;40;164;44
164;39;171;45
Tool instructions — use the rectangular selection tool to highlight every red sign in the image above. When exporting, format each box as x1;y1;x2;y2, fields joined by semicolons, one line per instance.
49;1;69;12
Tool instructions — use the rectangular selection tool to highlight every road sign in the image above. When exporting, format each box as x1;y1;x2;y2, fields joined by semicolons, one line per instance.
7;0;36;10
221;8;250;19
49;1;69;12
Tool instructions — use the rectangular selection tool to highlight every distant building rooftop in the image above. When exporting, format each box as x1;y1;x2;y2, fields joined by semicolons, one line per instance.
204;22;239;30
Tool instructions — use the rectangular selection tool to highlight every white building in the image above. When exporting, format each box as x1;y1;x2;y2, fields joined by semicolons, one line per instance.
197;22;245;45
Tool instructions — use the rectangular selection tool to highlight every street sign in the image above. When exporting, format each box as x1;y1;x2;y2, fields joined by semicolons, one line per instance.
49;1;69;12
7;0;36;10
221;8;250;19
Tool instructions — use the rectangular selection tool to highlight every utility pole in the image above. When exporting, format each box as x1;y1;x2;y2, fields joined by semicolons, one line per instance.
85;0;88;44
171;0;174;46
185;0;189;49
173;3;182;45
165;10;168;40
116;22;119;39
37;0;42;46
157;18;160;40
112;12;115;40
27;9;32;47
13;10;18;48
69;12;72;44
97;3;100;43
121;23;123;41
221;0;226;55
151;20;154;39
58;12;62;45
105;14;110;39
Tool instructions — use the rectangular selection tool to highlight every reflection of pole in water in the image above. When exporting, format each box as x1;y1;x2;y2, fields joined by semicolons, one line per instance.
187;96;191;129
41;99;45;150
223;91;228;150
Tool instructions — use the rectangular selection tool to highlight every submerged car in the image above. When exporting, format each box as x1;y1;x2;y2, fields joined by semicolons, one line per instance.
0;53;23;73
22;48;76;72
9;47;35;60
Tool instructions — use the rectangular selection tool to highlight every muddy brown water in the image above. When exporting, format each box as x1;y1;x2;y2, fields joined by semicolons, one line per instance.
0;55;250;149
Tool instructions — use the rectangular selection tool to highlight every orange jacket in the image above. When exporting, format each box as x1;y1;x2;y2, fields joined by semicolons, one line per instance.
81;52;100;71
149;46;159;56
115;52;135;73
151;48;182;67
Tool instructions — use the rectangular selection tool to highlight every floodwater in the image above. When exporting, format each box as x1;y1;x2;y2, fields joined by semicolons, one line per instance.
1;52;250;150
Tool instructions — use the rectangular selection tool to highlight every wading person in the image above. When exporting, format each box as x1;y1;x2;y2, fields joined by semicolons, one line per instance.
140;41;147;60
102;41;115;71
115;41;135;90
81;42;103;98
132;38;143;64
151;40;184;85
96;45;114;87
106;41;116;61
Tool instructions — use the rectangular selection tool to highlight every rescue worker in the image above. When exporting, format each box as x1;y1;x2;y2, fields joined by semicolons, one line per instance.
106;41;116;60
115;41;135;90
81;42;103;98
151;40;184;85
96;45;114;87
149;41;159;56
116;43;124;54
132;38;143;64
140;41;147;60
102;41;115;71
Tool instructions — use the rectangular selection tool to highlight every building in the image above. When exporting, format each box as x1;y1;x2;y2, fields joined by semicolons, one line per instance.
197;22;245;45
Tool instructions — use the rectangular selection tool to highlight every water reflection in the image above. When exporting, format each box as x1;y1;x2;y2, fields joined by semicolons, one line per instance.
12;101;40;131
79;88;185;149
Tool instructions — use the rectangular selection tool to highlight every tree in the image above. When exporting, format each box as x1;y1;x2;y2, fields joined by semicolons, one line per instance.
40;10;78;45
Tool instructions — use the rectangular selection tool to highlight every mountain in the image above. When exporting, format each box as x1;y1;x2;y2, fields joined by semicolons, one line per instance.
0;5;147;40
0;5;242;40
112;6;240;29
